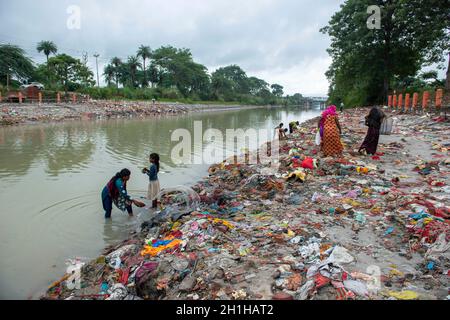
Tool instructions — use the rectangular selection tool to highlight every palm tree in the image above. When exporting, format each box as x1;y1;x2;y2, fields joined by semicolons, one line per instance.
127;55;142;88
103;64;115;87
36;41;58;63
137;45;152;87
110;57;122;88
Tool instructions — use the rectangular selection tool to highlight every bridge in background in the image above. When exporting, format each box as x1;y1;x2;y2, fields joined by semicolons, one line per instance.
304;96;328;109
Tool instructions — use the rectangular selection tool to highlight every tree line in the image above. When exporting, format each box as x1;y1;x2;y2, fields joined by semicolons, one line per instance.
321;0;450;107
0;41;309;106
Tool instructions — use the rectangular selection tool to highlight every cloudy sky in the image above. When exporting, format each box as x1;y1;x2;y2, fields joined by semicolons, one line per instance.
1;0;344;95
14;0;426;95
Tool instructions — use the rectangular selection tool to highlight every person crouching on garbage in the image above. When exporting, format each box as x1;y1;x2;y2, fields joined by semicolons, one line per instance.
289;121;300;134
101;168;145;219
143;153;161;208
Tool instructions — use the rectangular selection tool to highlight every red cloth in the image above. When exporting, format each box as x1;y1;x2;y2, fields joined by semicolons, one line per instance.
301;157;314;170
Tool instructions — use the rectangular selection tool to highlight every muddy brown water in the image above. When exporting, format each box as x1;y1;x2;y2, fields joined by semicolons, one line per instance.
0;106;321;299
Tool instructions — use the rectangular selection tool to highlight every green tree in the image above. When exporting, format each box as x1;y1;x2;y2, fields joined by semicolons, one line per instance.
321;0;450;107
137;45;152;87
151;46;209;96
36;41;58;63
271;84;284;97
0;44;35;87
103;64;115;87
110;57;122;88
248;77;269;95
126;55;142;88
46;54;95;92
211;65;249;96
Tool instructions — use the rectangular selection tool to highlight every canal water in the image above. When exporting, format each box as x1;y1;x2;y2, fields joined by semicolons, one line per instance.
0;106;321;299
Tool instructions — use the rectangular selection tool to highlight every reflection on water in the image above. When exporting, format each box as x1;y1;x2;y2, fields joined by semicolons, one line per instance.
0;106;320;299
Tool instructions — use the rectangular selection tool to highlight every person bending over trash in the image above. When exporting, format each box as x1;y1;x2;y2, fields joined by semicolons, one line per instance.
289;121;300;134
318;105;343;157
101;168;145;219
359;107;385;155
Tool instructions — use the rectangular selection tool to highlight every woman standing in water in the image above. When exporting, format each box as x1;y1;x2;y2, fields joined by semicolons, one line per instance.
319;105;343;157
143;153;161;208
359;107;385;155
101;168;144;219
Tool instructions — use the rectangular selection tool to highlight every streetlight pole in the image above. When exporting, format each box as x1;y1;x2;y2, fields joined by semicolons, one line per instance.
94;53;100;88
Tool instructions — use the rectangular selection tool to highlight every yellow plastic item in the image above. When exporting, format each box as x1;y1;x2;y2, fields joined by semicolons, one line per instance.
285;230;295;238
387;290;419;300
140;238;183;257
212;218;235;229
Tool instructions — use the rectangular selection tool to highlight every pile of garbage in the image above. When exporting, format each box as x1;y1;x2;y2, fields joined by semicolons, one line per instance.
43;108;450;300
0;101;260;126
0;101;189;125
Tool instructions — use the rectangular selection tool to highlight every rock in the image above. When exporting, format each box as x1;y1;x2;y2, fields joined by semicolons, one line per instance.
272;292;294;300
179;276;196;292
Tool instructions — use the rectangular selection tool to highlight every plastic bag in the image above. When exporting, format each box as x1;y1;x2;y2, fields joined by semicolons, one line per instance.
315;130;321;146
380;117;393;135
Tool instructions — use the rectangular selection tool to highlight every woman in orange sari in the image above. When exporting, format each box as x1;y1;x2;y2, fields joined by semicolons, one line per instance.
318;105;343;157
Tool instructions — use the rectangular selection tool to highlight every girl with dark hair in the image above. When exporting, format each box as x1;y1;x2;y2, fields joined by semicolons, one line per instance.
101;168;145;218
143;153;161;208
359;107;386;155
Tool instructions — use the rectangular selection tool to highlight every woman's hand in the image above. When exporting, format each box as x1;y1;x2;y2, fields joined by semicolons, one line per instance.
132;199;146;208
142;168;148;174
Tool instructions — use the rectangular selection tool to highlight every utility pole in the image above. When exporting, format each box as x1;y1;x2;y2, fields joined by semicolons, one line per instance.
94;53;100;88
446;52;450;91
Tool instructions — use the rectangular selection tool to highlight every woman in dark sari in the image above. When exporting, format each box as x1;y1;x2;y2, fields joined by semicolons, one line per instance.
101;168;145;218
359;107;385;155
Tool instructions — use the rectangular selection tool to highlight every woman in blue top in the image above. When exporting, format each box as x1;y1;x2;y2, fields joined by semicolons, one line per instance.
143;153;161;208
101;168;144;218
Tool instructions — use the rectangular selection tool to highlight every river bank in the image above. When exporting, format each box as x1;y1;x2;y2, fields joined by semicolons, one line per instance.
0;100;271;126
43;108;450;300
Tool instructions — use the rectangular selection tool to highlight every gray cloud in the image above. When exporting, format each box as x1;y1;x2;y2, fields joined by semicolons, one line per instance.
0;0;344;95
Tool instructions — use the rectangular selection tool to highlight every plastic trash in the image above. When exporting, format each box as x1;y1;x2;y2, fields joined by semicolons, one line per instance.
343;280;369;297
327;246;354;265
296;279;315;300
106;283;128;300
425;233;449;260
387;290;419;300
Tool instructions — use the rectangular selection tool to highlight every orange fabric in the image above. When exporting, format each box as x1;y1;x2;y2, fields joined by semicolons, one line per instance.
321;115;343;157
140;237;183;257
388;95;392;108
398;94;403;109
393;95;397;109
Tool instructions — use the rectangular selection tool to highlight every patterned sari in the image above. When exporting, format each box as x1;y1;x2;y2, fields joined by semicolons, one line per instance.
321;115;343;157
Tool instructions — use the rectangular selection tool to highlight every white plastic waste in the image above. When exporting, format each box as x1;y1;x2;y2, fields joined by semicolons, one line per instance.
343;280;369;297
327;246;355;265
106;283;128;300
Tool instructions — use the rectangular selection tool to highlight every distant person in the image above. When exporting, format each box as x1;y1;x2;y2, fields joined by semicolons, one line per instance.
101;169;145;219
359;107;385;155
143;153;161;208
318;105;343;157
275;123;287;140
289;121;300;134
340;102;344;113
